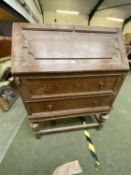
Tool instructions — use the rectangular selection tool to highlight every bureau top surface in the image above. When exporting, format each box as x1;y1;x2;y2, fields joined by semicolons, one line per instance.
11;23;129;74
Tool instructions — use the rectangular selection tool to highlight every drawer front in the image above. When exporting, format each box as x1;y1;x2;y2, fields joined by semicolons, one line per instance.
26;95;114;114
21;75;119;99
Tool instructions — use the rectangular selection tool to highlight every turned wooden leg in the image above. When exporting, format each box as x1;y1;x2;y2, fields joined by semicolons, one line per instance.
98;113;109;130
30;123;39;132
30;122;41;139
35;133;41;139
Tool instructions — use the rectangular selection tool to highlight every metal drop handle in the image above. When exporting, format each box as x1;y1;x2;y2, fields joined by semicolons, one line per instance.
93;100;98;106
48;104;53;111
99;81;104;90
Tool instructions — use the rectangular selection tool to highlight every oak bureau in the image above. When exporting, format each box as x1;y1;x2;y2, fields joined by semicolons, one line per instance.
11;23;129;138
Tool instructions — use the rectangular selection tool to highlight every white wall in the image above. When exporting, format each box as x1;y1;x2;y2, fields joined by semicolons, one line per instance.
44;11;88;25
91;16;131;35
90;16;122;28
123;22;131;34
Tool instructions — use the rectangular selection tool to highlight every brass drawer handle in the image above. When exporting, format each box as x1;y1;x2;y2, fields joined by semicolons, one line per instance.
15;77;21;85
93;100;98;106
48;104;53;111
98;81;104;90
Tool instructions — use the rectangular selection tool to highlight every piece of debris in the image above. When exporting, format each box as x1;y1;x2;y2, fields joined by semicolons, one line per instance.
52;160;83;175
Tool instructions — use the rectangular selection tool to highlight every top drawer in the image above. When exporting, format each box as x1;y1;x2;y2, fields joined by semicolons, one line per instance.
16;74;121;100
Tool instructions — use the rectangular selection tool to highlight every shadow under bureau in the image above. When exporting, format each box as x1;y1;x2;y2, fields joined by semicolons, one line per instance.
11;23;129;138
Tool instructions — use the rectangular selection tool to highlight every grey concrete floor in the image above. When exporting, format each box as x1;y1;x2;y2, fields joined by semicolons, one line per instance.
0;97;26;163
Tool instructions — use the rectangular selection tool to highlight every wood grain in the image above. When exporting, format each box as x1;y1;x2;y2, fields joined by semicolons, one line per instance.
11;23;129;138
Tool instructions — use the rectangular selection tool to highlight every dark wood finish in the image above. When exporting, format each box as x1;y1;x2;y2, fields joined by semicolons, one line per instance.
28;107;111;122
11;23;129;138
0;36;11;58
11;23;129;73
26;94;113;114
15;74;119;100
38;123;99;136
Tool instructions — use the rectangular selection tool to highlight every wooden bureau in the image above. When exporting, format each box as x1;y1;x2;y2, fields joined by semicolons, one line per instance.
11;23;129;138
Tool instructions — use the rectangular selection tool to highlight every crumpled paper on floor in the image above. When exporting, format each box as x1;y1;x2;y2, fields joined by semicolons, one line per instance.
52;160;83;175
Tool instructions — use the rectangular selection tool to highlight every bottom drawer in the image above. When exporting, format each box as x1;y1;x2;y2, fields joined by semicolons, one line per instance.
26;95;114;114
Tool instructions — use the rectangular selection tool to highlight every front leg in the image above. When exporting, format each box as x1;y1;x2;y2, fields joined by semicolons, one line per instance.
98;113;109;130
30;122;41;139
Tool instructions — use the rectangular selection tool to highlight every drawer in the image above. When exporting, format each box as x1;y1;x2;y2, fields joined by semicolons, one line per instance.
19;74;119;99
26;95;114;114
